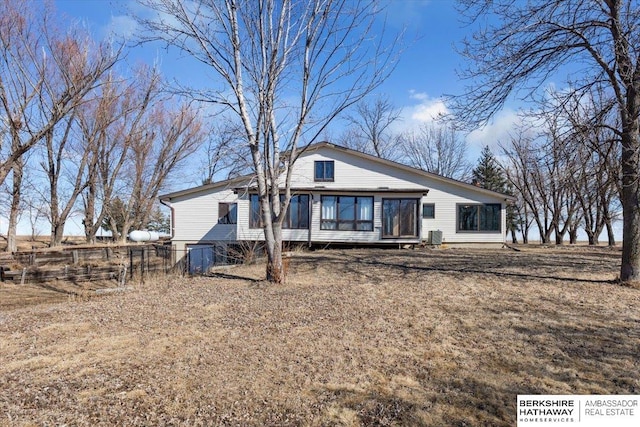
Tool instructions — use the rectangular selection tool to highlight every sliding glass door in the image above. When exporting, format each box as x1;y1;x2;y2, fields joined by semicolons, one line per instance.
382;198;419;238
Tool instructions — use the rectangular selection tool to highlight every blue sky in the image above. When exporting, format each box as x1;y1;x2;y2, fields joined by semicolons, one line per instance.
54;0;520;162
7;0;621;240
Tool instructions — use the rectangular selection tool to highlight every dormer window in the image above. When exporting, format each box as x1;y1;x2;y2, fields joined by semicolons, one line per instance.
314;160;334;182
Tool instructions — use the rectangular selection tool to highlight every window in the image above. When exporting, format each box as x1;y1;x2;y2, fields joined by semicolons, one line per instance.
218;203;237;224
283;194;310;229
249;194;310;229
422;203;435;219
250;195;261;228
314;160;334;182
457;204;501;232
382;198;418;238
321;196;373;231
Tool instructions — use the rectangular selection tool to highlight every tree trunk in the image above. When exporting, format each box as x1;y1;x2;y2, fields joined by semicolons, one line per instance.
265;223;285;284
84;182;97;244
6;154;23;253
569;227;578;245
51;224;65;247
510;228;518;244
108;215;121;243
49;204;61;247
535;217;547;243
119;214;137;244
521;205;530;244
554;226;564;245
605;219;616;246
619;118;640;282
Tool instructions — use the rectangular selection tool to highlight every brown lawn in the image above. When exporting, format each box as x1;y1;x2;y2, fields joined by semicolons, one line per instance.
0;247;638;426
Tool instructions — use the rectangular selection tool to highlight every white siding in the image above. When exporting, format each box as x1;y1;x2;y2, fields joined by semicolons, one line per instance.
172;188;239;242
419;180;506;244
293;146;507;244
291;147;427;190
165;144;509;250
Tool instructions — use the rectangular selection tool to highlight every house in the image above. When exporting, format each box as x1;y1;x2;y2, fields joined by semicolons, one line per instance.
159;142;514;271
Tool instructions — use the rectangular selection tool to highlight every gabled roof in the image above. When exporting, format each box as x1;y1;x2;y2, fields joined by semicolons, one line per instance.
159;142;515;201
304;142;515;201
159;174;253;201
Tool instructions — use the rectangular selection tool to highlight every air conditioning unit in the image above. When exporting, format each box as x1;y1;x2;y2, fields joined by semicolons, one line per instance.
429;230;443;245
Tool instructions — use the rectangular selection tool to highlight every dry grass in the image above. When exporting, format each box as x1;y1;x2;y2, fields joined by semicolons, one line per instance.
0;246;638;426
0;235;89;252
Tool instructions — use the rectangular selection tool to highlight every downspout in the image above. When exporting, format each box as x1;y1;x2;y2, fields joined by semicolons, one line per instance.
159;197;176;266
308;193;313;248
159;198;174;239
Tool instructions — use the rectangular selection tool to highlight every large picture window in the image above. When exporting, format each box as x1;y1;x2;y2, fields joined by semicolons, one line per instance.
457;203;501;232
382;198;418;238
249;194;310;229
320;196;373;231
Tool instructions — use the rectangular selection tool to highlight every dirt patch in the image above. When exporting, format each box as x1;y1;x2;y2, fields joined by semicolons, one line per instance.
0;247;638;426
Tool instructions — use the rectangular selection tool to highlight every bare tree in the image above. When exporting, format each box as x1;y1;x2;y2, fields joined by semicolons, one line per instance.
401;123;471;180
41;113;83;247
199;122;251;185
1;152;43;250
557;88;621;246
0;0;120;250
541;112;580;245
501;127;558;244
339;95;402;160
137;0;401;283
507;180;534;244
501;131;548;243
453;0;640;282
78;73;125;244
79;67;159;243
113;100;205;243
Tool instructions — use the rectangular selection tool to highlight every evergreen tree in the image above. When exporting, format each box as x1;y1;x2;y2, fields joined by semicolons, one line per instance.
472;146;507;192
472;146;519;243
146;205;170;233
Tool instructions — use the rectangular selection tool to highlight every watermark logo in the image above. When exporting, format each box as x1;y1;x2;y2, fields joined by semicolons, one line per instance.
517;395;638;427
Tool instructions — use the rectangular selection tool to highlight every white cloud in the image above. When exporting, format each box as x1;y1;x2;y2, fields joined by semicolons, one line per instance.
106;15;139;40
408;90;429;101
410;99;449;123
465;108;522;151
395;91;450;133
